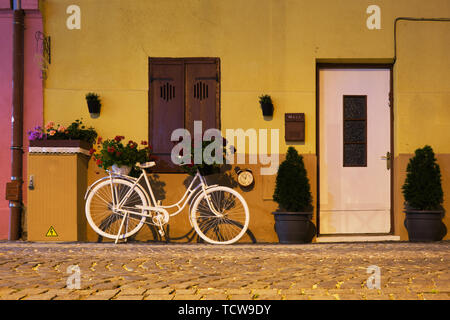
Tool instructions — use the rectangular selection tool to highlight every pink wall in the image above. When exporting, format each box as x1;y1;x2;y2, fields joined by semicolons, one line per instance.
0;8;43;239
0;11;13;239
0;0;38;10
0;0;11;9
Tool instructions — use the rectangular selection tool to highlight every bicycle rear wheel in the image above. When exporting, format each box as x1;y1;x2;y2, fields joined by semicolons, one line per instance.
85;178;148;240
190;186;250;244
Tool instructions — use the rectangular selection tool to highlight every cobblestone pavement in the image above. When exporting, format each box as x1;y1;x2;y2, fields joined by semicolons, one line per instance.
0;241;448;300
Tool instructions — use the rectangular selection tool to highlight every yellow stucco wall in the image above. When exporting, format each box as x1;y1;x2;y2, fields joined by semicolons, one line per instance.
41;0;450;154
39;0;450;241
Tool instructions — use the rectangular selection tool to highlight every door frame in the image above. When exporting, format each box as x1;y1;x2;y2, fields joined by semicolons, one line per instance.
315;63;394;236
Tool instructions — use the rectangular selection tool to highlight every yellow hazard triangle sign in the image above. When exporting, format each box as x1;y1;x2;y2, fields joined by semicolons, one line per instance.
46;226;58;237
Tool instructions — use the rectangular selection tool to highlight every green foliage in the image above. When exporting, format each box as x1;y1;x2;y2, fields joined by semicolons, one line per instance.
85;92;100;102
28;119;97;145
402;145;443;210
179;138;231;176
93;136;154;176
258;94;272;105
63;119;97;144
273;147;313;212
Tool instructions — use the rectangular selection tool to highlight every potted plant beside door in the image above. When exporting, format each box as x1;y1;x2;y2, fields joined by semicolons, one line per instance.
272;147;316;243
402;145;447;241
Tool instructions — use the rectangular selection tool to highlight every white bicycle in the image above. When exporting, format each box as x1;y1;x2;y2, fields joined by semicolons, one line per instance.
84;161;250;244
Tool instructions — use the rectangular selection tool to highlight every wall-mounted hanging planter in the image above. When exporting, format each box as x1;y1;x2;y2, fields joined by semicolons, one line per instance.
85;92;101;118
259;94;274;117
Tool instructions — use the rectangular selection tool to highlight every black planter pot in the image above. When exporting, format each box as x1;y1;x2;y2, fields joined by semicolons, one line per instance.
261;103;274;116
272;212;316;243
404;209;447;242
87;100;101;118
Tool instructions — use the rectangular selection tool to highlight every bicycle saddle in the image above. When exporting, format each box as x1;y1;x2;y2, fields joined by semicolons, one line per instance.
136;161;156;169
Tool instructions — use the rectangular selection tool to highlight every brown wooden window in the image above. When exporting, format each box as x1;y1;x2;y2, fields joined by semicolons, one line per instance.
149;58;220;172
343;95;367;167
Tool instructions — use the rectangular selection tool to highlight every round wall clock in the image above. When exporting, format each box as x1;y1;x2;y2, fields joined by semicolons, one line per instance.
236;168;254;187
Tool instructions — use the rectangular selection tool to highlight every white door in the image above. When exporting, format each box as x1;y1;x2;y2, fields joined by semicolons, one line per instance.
319;68;391;234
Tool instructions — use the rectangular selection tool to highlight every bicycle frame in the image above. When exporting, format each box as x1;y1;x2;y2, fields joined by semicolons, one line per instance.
107;168;219;220
85;166;250;245
86;167;226;243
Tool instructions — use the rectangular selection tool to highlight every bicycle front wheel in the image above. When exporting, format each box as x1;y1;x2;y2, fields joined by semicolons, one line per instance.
190;186;250;244
85;178;148;240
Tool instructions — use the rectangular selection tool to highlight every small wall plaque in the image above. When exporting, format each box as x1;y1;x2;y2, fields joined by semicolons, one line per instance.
285;113;305;142
5;181;21;201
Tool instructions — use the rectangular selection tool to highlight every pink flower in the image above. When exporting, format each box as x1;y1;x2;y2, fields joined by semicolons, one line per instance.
45;121;55;130
58;126;66;133
49;130;56;136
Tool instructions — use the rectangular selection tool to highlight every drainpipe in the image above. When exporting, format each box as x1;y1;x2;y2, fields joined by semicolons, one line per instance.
393;17;450;65
9;0;24;240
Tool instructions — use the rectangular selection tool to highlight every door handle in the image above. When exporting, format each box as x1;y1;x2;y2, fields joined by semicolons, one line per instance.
380;152;391;170
28;175;35;190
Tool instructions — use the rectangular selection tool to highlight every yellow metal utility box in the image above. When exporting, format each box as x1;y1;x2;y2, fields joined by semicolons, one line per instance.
27;152;89;241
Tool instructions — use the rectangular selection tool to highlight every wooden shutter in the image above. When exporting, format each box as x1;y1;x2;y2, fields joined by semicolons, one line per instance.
149;58;220;173
149;60;184;172
185;59;220;138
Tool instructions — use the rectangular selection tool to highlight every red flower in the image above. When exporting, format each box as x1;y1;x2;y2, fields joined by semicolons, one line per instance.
96;159;103;166
89;148;96;155
107;146;115;153
141;140;148;145
114;136;123;142
115;151;122;157
97;137;103;144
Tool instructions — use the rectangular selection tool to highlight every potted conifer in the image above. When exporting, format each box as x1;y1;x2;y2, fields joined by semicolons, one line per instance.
402;145;447;241
272;147;316;243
